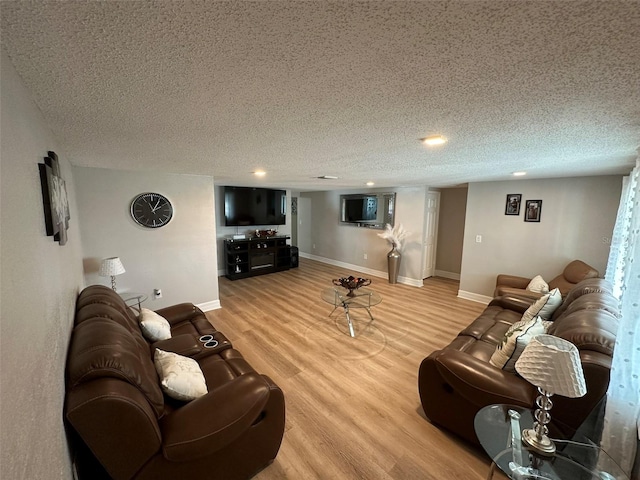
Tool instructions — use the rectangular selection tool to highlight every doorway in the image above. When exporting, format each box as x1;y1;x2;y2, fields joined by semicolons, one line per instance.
422;191;440;279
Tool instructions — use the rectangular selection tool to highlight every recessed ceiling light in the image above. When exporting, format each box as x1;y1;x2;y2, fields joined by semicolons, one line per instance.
366;181;375;186
420;135;447;146
512;171;527;177
316;175;338;179
253;170;266;176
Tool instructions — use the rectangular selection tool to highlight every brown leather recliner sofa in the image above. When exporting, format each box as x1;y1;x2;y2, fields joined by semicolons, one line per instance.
65;285;285;480
494;259;600;300
418;278;619;445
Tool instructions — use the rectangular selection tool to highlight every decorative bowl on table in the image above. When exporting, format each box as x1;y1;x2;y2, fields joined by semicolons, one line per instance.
255;229;278;237
332;276;371;297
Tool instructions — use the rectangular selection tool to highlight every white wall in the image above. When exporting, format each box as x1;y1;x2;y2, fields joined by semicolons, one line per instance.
1;48;84;480
74;167;219;309
299;187;427;285
214;186;292;276
459;176;622;298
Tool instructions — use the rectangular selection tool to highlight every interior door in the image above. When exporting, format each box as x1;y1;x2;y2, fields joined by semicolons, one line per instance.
297;196;312;255
423;191;440;279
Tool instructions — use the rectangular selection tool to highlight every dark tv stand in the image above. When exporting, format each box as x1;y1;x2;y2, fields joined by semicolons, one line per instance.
224;236;291;280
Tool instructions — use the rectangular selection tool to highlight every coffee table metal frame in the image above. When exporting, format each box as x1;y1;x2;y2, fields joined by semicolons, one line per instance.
320;287;382;337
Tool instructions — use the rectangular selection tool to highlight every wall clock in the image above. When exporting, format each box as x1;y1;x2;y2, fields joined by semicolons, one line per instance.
130;193;173;228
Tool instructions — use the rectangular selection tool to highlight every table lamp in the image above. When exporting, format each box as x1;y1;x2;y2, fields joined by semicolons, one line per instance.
99;257;126;291
514;334;586;455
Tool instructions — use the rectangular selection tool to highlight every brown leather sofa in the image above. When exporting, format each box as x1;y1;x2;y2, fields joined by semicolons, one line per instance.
65;285;285;480
418;278;619;445
494;259;600;300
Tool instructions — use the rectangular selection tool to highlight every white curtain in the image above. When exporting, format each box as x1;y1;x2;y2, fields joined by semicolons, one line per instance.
601;153;640;475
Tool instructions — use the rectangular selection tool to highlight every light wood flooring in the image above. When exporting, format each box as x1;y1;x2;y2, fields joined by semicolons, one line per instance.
206;258;508;480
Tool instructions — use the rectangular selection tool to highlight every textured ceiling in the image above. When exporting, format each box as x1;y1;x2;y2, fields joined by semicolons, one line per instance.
1;1;639;190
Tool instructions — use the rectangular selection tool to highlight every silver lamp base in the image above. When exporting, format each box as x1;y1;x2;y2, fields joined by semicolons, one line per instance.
522;387;556;456
522;427;556;456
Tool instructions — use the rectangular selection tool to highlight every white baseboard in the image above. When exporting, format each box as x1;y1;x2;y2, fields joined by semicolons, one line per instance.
197;299;221;311
434;270;461;280
300;252;423;287
457;290;492;305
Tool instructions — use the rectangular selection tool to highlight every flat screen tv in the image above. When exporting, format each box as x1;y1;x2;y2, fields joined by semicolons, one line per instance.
224;186;286;226
339;192;396;229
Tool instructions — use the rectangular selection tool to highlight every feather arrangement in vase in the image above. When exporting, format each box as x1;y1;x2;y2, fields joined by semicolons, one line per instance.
377;223;408;250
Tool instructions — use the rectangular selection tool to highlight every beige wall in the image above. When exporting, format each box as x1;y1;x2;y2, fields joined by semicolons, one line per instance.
459;176;622;298
299;187;427;285
74;167;219;309
1;48;84;479
436;187;467;276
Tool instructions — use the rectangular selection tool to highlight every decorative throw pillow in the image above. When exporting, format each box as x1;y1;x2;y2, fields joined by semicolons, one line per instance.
490;316;546;372
139;308;171;341
154;349;208;401
521;288;562;323
526;275;549;294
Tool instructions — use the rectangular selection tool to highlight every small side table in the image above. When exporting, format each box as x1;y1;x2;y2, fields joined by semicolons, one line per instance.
474;404;628;480
118;292;148;313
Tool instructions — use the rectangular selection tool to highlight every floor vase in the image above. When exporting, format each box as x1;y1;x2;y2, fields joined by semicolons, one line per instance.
387;246;401;284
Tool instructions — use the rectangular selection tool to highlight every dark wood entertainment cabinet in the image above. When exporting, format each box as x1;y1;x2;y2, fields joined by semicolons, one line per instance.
224;236;291;280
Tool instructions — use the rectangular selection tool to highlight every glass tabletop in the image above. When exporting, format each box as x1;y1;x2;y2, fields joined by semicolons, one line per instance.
474;404;628;480
118;292;148;303
320;287;382;308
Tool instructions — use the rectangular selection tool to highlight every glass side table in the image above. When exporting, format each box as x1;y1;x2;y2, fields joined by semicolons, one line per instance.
474;404;628;480
320;287;382;337
118;292;148;313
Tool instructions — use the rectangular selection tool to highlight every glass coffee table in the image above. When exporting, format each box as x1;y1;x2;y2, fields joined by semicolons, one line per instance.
474;404;628;480
320;287;382;337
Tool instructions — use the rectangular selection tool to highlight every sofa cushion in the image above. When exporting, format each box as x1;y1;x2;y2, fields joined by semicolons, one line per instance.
522;288;562;322
140;308;172;341
526;275;549;294
547;309;618;356
154;349;208;401
67;318;165;417
489;316;546;371
563;260;600;283
551;278;614;321
548;260;600;295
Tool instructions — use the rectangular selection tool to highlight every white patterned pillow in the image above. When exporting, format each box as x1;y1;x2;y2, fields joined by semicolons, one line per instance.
154;349;208;401
526;275;549;294
521;288;562;323
490;316;547;372
139;308;171;341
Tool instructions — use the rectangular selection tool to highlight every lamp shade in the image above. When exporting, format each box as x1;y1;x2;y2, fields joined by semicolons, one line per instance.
99;257;126;277
515;334;586;398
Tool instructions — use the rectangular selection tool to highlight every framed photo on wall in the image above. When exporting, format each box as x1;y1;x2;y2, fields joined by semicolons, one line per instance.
505;194;522;215
524;200;542;222
38;151;70;245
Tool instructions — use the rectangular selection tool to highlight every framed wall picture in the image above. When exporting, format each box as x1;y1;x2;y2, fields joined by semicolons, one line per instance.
524;200;542;222
505;194;522;215
38;151;70;245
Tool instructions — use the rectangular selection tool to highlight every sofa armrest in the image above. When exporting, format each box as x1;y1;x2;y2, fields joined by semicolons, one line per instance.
160;373;270;461
155;303;202;326
433;349;536;406
496;274;531;289
488;296;534;314
152;334;201;357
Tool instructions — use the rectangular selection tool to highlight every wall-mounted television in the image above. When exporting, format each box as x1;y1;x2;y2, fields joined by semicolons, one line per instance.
340;192;396;229
224;186;286;226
